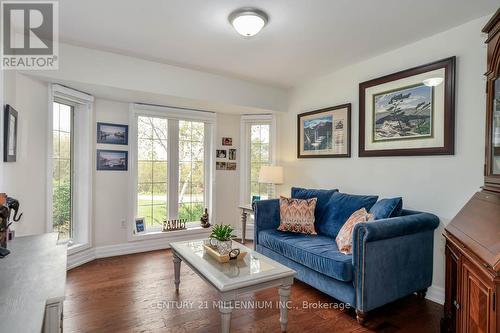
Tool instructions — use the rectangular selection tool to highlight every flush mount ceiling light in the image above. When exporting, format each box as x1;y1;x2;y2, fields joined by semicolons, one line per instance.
423;77;444;87
229;8;269;37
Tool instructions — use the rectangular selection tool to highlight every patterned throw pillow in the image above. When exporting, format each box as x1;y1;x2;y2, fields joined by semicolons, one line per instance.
335;208;374;254
277;196;318;235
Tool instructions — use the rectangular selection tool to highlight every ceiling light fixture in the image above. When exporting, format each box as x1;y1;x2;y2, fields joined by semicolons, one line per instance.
423;77;444;87
229;8;268;37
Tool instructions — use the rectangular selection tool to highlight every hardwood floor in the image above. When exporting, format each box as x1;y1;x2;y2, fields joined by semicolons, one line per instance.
65;248;442;332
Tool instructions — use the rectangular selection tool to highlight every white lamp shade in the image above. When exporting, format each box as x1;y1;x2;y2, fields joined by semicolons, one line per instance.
258;166;284;184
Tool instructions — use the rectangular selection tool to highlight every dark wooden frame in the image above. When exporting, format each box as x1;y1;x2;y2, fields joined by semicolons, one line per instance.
483;8;500;193
3;104;18;162
96;122;129;145
297;103;351;158
359;57;456;157
96;149;128;171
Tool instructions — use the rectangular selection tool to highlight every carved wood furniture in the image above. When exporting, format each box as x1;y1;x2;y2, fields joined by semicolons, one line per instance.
442;8;500;333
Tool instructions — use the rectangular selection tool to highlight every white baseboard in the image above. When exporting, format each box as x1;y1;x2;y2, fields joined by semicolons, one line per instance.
67;229;211;270
67;247;96;270
425;285;445;305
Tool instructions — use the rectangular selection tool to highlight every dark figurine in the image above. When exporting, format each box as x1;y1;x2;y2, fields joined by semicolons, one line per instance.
6;197;22;222
200;208;210;228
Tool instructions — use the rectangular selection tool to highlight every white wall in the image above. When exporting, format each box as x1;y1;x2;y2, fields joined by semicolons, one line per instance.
277;16;489;292
24;43;289;114
214;114;241;230
2;73;49;236
93;99;242;246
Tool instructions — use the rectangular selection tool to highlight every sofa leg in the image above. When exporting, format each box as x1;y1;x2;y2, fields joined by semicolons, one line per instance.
355;309;367;325
416;288;427;299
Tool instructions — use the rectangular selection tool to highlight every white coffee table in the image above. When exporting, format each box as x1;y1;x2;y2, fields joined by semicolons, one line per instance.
170;239;296;333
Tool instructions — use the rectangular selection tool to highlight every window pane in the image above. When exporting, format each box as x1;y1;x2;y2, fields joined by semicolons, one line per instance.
138;116;153;139
192;122;204;142
136;116;168;230
60;132;71;159
138;161;153;184
178;121;205;222
249;123;272;202
260;125;270;143
138;139;153;160
52;102;73;241
153;162;167;183
153;140;167;161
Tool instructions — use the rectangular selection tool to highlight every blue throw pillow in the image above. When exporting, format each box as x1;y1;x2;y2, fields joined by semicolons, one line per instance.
369;197;403;220
320;192;378;238
291;187;338;227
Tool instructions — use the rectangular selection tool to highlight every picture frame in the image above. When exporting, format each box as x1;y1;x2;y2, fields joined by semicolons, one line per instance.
96;149;128;171
359;57;455;157
216;161;226;170
226;162;237;170
3;104;18;162
297;103;351;158
97;122;128;145
216;149;227;158
135;218;145;233
228;149;236;160
222;137;232;146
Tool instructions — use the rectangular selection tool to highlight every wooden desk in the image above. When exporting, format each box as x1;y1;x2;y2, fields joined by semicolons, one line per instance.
238;204;253;245
0;233;67;333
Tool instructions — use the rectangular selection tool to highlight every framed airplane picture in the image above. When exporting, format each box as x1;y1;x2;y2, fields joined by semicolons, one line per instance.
297;104;351;158
359;57;455;157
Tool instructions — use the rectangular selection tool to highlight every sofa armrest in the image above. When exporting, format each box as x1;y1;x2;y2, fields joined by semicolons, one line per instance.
253;199;280;245
351;212;439;312
354;212;439;242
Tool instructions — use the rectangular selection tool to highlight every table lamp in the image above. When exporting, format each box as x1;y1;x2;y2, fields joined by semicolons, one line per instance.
258;165;284;199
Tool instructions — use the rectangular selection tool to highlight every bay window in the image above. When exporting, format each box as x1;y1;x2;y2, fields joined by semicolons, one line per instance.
131;104;215;234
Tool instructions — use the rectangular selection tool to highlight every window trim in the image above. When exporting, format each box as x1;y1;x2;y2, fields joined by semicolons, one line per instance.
128;103;216;240
239;114;276;205
47;84;94;253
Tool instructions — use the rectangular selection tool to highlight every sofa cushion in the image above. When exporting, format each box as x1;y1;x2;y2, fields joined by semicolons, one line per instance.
291;187;338;227
369;197;403;220
320;192;379;238
258;229;353;282
278;196;317;234
336;208;374;254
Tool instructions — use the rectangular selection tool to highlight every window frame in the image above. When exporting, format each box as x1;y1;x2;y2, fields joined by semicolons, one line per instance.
239;114;276;204
47;84;94;253
51;100;75;241
129;103;216;239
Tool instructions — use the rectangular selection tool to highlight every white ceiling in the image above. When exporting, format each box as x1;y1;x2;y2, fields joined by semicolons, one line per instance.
59;0;498;88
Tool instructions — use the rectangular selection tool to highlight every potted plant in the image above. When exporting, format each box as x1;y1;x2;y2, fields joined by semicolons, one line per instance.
209;224;236;255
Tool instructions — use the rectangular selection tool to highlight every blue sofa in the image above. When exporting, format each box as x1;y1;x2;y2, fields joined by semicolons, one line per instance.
253;188;439;323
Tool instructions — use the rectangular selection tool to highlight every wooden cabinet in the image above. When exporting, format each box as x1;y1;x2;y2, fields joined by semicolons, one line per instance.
484;8;500;193
443;193;499;333
442;10;500;333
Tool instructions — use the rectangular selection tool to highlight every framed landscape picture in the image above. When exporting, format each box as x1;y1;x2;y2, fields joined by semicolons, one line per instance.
3;105;18;162
96;149;128;171
297;104;351;158
97;122;128;145
359;57;455;156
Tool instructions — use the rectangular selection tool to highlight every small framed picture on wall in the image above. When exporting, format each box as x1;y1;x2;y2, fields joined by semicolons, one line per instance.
97;122;129;145
297;104;351;158
3;104;18;162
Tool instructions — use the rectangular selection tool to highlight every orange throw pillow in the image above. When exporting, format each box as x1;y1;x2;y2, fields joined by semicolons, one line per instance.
277;196;317;235
336;208;374;254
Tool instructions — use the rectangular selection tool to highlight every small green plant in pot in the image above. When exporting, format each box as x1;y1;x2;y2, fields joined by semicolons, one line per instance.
209;224;236;255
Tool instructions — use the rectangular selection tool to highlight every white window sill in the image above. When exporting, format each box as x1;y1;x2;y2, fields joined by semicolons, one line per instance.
67;242;91;255
129;225;211;242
